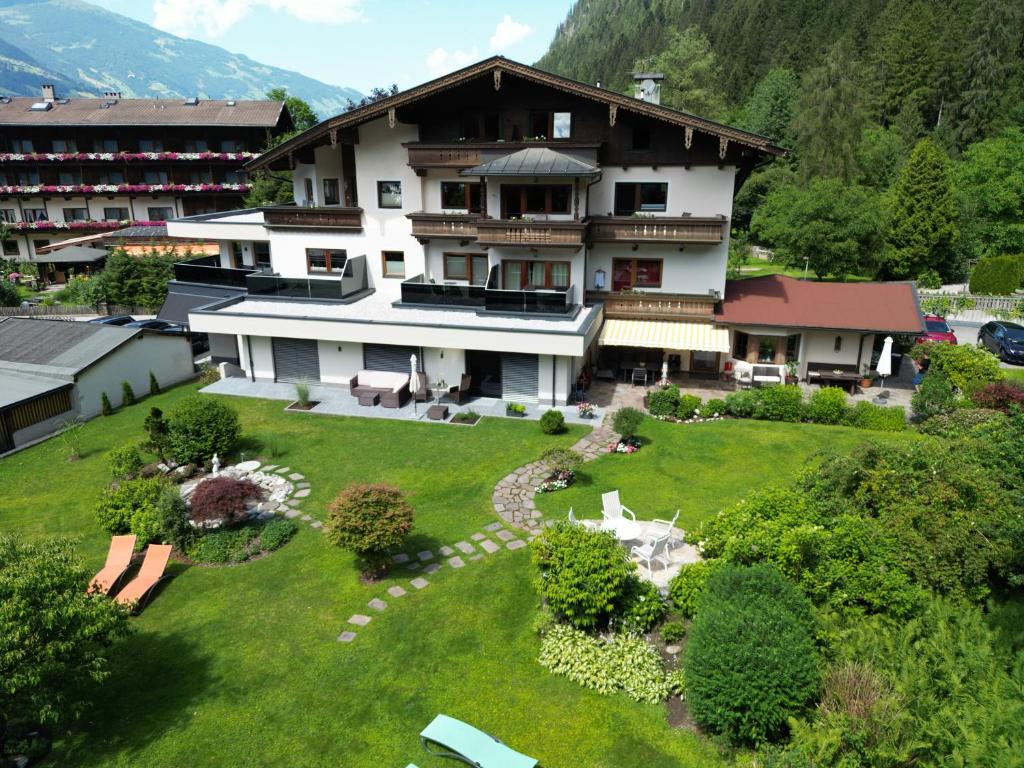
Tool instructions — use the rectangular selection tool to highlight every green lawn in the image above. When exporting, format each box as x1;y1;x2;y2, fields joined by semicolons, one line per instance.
1005;368;1024;384
0;384;911;767
736;262;872;282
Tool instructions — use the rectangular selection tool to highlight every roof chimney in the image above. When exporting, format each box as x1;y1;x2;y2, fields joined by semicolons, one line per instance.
41;84;56;102
632;71;664;105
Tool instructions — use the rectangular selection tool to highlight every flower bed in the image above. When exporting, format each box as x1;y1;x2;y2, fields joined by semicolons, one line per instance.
537;469;576;493
610;436;642;453
187;517;297;565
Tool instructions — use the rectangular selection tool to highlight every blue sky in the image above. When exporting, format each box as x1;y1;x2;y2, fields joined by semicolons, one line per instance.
89;0;574;94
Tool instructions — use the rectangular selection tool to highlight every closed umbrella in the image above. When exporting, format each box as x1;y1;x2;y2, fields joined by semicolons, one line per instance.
876;336;893;388
410;354;421;418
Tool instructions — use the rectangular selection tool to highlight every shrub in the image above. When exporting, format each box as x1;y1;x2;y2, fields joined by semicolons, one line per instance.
916;268;942;289
294;380;311;407
699;398;727;418
685;564;820;745
541;447;582;474
143;406;170;460
971;381;1024;413
121;380;135;407
538;624;672;704
188;526;259;564
912;371;956;419
612;406;645;438
259;518;298;551
95;477;169;543
157;486;195;551
724;389;759;417
532;521;635;630
148;371;160;396
100;392;113;416
661;621;686;645
324;484;414;574
754;385;804;421
539;409;566;434
807;387;848;424
912;341;1005;393
669;561;715;618
844;400;907;431
506;402;526;414
918;408;1007;438
614;576;668;634
969;254;1024;295
188;476;262;526
166;396;241;464
677;394;702;419
197;365;220;386
107;444;144;480
647;384;680;416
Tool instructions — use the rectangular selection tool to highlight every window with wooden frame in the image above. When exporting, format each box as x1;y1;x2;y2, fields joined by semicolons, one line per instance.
501;260;571;290
102;207;129;221
786;334;801;362
51;139;77;153
2;239;19;256
230;242;244;268
758;337;777;363
382;251;405;278
147;206;174;221
611;258;662;290
440;181;483;213
443;253;490;285
377;180;402;208
500;184;572;217
139;138;163;152
528;111;571;139
305;248;347;274
733;331;749;360
613;182;668;215
0;209;16;223
323;178;340;206
61;207;88;222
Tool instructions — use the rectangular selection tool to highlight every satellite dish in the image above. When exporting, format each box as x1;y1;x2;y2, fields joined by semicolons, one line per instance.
641;78;657;95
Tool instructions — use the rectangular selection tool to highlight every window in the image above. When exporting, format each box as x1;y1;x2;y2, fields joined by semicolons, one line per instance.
103;207;129;221
442;253;489;284
0;209;16;223
139;139;163;152
58;171;78;185
223;170;244;184
187;168;212;184
2;240;18;256
23;208;47;222
147;206;174;221
501;260;571;290
97;170;125;185
381;251;405;278
18;169;40;185
220;139;242;152
611;258;662;290
501;184;572;216
305;248;346;273
471;255;489;286
303;178;314;206
734;331;749;359
143;170;169;185
440;181;483;213
11;139;33;153
96;138;118;152
552;112;572;139
528;111;571;139
631;124;651;150
613;182;668;215
184;139;208;152
254;242;271;268
834;336;843;353
323;178;340;206
758;338;777;363
62;207;89;222
230;242;244;268
459;114;481;140
51;139;77;153
786;334;801;362
377;181;402;208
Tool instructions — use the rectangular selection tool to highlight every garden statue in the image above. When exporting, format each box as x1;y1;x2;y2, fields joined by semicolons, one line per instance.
212;453;220;477
660;361;670;386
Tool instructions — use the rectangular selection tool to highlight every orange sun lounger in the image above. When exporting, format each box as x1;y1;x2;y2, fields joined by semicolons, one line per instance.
88;534;137;595
115;543;173;611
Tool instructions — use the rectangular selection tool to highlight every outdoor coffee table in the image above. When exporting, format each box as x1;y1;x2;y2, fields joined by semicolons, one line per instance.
427;404;449;421
357;392;380;407
600;517;642;542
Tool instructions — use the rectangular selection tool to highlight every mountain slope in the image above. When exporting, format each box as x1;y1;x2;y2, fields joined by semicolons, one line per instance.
0;0;361;117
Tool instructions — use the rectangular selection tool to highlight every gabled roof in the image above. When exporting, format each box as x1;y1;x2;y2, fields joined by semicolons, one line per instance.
462;147;599;177
250;56;786;170
716;275;924;334
0;97;286;127
0;317;140;376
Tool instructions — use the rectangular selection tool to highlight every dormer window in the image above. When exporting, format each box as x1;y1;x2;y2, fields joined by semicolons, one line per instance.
528;111;571;140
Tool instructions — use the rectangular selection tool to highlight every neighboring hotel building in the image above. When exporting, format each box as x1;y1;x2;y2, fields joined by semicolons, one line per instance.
165;57;923;405
0;85;292;270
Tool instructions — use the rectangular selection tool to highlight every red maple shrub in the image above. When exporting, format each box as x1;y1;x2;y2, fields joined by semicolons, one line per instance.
970;382;1024;413
324;483;414;576
189;476;262;525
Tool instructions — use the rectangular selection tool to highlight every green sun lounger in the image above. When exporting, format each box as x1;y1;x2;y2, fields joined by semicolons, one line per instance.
420;714;538;768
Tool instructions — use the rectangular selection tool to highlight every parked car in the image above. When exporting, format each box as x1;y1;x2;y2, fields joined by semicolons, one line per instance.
124;319;176;330
978;320;1024;365
87;315;134;326
916;314;958;345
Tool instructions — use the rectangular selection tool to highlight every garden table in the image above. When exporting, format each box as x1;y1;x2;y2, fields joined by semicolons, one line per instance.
600;517;642;542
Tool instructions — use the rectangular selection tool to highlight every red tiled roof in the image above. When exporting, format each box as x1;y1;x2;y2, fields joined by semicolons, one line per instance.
716;274;924;333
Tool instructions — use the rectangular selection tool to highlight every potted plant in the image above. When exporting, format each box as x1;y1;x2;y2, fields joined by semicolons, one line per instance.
785;360;799;384
576;401;594;419
505;402;527;417
859;365;873;389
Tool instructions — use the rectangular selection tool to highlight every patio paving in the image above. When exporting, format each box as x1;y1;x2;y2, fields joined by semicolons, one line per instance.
574;517;702;590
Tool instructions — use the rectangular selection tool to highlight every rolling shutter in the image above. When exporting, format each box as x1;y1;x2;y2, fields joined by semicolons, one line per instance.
272;338;321;383
363;344;422;374
501;353;538;403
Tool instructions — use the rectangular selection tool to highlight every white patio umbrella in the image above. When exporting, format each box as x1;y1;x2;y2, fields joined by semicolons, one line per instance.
876;335;894;388
410;354;421;418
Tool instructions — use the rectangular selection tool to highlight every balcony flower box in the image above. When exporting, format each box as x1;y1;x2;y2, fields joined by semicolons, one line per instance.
0;183;250;195
0;151;259;163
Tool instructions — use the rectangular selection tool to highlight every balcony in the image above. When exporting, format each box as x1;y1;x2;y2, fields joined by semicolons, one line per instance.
405;144;482;169
595;291;717;320
173;256;258;288
401;269;576;316
400;274;486;308
407;212;479;242
262;205;363;231
245;255;369;301
476;219;586;250
587;216;726;244
0;151;260;163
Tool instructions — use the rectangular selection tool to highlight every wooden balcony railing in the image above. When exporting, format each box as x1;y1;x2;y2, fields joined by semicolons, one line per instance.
587;216;726;244
405;145;482;169
476;219;586;249
262;206;363;231
407;212;479;241
594;291;717;320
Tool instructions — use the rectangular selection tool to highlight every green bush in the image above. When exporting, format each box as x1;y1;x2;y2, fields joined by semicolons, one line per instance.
755;385;804;421
324;483;414;574
807;387;848;424
100;392;113;416
538;624;673;703
532;521;635;630
677;394;702;419
541;447;582;474
259;518;298;551
660;621;686;644
121;380;135;407
969;254;1024;295
916;268;943;289
918;408;1007;438
612;407;645;438
157;486;195;552
143;406;170;460
647;385;680;416
684;563;820;746
699;398;727;418
166;396;241;464
106;444;144;480
843;400;907;431
724;389;759;417
148;371;160;396
539;409;566;435
913;341;1005;393
614;576;667;634
912;371;956;419
669;561;715;618
188;526;259;564
95;477;169;543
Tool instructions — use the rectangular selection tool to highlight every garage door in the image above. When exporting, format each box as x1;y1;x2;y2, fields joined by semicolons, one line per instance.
272;338;321;383
501;353;538;403
363;343;422;374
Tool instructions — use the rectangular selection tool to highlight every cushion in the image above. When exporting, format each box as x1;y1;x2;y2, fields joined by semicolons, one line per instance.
356;370;408;392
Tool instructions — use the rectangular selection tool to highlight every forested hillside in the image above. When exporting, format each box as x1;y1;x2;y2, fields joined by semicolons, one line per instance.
538;0;1024;286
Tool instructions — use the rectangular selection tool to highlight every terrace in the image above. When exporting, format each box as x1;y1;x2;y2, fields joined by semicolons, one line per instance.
400;267;578;316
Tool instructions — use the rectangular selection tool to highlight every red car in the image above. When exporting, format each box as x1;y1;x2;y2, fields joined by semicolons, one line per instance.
916;314;958;345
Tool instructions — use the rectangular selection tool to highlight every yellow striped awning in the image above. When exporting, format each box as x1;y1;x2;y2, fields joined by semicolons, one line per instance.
598;319;731;353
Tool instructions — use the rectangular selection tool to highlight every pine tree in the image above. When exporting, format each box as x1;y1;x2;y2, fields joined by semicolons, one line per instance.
884;137;960;280
653;27;726;118
149;371;160;396
100;392;112;416
121;380;136;407
736;68;799;147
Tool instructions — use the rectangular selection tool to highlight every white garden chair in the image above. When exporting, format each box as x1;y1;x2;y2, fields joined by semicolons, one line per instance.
601;490;636;524
631;534;670;576
649;509;680;550
569;506;598;530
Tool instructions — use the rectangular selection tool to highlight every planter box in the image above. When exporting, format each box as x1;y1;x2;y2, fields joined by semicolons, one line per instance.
285;401;319;411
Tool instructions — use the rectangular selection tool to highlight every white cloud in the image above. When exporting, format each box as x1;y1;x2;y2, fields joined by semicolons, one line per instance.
488;14;531;52
152;0;361;38
425;47;479;78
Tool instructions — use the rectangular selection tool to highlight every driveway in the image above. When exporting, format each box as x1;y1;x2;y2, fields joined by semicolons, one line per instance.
946;320;1023;371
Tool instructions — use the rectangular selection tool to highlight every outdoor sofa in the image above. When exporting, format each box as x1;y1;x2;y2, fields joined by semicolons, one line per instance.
347;369;411;408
